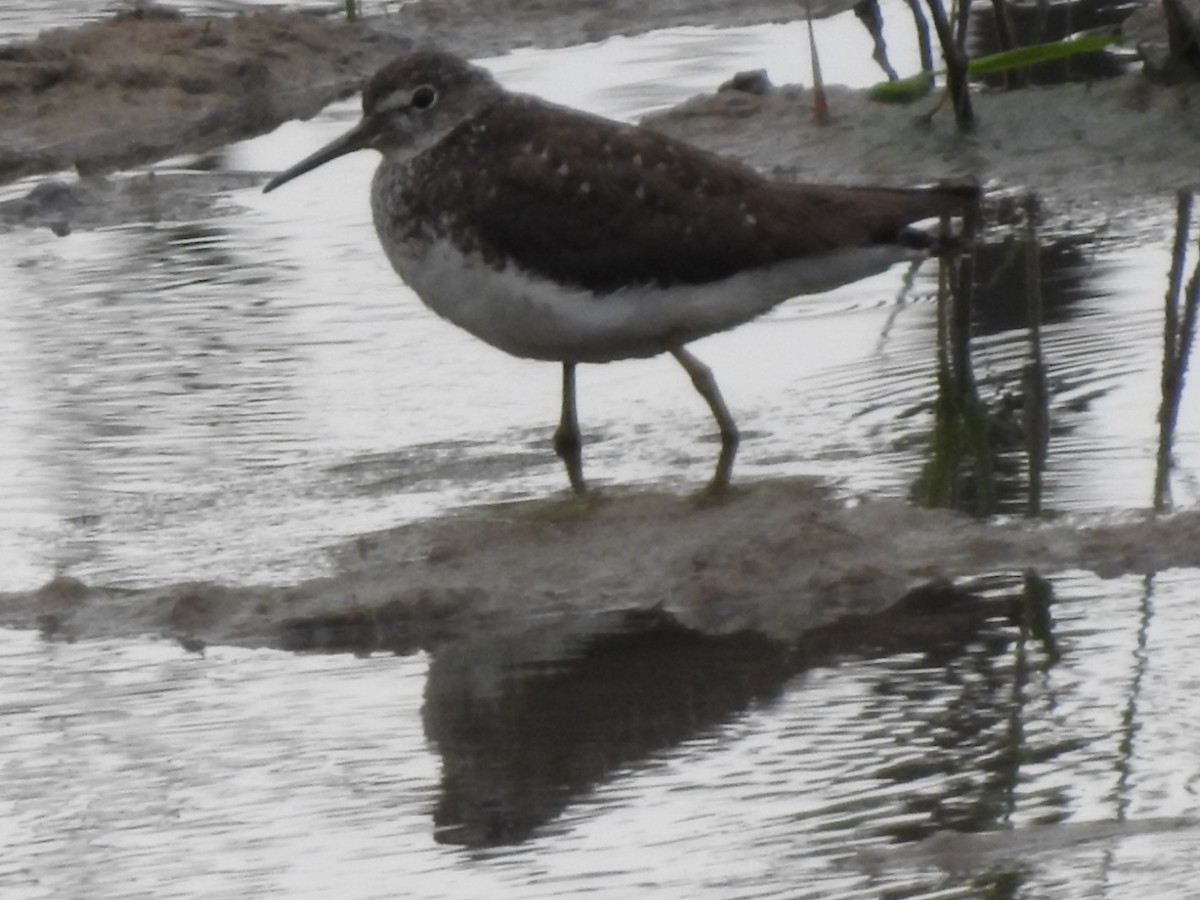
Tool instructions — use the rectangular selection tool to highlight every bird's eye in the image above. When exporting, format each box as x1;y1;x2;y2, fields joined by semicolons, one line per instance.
411;85;437;110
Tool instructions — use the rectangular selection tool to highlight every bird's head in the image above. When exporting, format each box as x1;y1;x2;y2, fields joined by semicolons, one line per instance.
263;51;499;193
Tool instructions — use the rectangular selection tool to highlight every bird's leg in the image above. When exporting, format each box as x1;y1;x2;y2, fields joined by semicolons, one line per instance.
553;362;587;494
670;346;739;491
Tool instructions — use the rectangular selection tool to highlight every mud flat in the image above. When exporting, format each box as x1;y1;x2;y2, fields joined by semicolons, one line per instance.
7;481;1199;652
0;7;411;185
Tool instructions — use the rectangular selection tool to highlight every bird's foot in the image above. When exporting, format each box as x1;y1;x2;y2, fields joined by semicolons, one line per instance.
553;428;587;494
702;431;739;497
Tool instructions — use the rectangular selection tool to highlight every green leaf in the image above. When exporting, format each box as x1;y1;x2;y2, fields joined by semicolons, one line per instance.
867;73;934;103
965;33;1121;75
867;32;1123;104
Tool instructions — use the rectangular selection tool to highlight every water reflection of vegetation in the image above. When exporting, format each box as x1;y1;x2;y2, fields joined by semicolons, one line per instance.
869;574;1064;849
912;201;1013;516
1154;189;1199;511
911;209;1000;515
1113;574;1154;825
915;192;1196;518
1021;205;1050;518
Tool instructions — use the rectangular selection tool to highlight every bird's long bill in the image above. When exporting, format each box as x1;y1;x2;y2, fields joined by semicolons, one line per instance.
262;117;377;193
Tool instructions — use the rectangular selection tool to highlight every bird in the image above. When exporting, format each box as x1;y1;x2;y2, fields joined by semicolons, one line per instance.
263;50;974;494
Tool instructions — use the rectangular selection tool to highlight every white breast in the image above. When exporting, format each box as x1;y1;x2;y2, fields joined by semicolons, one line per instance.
372;231;915;363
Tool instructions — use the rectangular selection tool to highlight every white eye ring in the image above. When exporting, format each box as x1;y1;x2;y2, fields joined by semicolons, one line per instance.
411;85;437;110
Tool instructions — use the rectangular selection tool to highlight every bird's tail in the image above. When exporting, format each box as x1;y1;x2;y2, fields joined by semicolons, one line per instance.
896;180;981;256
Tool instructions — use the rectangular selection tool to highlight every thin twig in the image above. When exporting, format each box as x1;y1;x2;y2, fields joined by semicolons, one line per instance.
806;2;831;124
926;0;976;132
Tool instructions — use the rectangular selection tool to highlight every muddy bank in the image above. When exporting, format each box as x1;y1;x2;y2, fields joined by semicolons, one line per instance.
0;7;409;184
647;73;1200;213
7;481;1199;651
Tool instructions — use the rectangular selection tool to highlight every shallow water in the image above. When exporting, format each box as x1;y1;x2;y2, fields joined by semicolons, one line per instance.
2;3;1200;898
4;568;1200;898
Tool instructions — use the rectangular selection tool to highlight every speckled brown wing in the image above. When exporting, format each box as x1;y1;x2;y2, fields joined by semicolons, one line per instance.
409;96;968;295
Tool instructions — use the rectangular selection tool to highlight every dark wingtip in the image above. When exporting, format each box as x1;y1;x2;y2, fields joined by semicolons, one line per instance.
893;181;983;255
935;179;983;211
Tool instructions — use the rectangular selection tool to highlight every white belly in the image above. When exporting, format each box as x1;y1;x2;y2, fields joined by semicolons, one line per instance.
374;234;914;364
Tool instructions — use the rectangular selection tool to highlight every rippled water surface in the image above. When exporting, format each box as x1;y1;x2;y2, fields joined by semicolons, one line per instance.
4;569;1200;898
3;3;1200;898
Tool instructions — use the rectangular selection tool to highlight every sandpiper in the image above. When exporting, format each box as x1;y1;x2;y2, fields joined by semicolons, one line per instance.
264;50;973;493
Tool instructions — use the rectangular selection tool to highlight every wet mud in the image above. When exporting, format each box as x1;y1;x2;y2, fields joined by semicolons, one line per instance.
648;72;1200;213
7;481;1199;653
0;6;408;184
